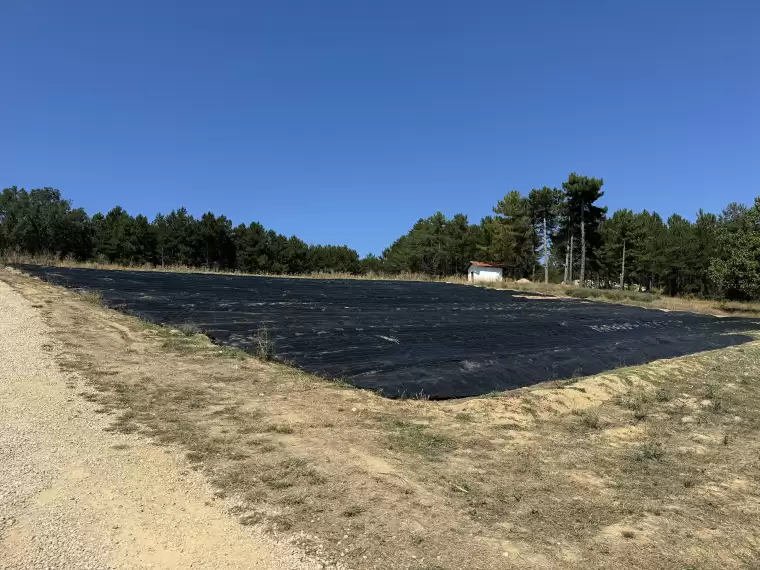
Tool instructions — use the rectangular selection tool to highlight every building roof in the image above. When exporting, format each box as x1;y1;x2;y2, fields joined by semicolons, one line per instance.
468;261;503;268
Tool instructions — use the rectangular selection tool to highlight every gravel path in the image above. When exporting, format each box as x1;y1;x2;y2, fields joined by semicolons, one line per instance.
0;279;323;570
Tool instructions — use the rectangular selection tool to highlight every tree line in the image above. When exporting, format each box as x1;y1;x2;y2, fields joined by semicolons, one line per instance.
0;186;362;274
380;173;759;301
2;179;759;300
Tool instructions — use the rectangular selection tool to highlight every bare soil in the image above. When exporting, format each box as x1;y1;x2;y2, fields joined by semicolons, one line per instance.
3;267;760;569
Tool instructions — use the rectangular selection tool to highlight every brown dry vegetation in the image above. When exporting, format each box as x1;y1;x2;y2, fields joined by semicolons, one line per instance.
1;252;442;282
3;267;760;569
6;252;760;318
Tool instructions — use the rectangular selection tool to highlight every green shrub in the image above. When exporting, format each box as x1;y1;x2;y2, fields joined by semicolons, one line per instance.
634;440;665;461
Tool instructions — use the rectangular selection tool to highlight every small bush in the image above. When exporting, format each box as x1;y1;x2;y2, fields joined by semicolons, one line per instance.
616;390;652;421
253;325;274;360
634;440;665;462
702;383;724;412
78;289;104;305
580;410;601;429
633;408;649;421
655;388;672;402
178;322;201;336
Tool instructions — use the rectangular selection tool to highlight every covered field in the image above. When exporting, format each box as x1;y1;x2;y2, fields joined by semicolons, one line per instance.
17;265;760;398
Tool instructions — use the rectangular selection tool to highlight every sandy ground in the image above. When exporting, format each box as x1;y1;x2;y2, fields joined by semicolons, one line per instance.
0;279;323;570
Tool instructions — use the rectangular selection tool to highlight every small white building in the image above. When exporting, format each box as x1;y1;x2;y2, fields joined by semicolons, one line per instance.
467;261;503;282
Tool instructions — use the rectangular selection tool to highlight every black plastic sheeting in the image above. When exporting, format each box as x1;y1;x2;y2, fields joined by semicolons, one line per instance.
16;264;760;399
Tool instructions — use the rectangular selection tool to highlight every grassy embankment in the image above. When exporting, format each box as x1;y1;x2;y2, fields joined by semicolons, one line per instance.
3;267;760;570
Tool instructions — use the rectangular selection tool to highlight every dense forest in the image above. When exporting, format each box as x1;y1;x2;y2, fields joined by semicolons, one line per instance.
2;175;759;300
0;186;363;274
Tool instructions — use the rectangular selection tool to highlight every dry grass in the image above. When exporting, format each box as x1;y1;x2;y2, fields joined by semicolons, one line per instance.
1;252;443;282
7;252;760;317
252;325;274;360
484;280;760;317
4;267;760;570
77;289;104;306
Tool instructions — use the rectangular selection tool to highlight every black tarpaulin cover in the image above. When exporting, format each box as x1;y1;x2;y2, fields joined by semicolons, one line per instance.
17;265;760;399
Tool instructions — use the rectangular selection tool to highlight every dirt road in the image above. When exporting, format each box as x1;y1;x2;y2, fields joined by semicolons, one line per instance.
0;279;322;570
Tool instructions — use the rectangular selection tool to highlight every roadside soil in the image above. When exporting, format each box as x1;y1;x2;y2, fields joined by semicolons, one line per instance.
2;267;760;569
0;276;327;570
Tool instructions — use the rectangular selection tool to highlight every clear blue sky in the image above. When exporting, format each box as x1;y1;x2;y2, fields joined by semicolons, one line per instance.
2;1;758;256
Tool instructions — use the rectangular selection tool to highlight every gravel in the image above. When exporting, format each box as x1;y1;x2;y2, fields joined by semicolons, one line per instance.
0;278;326;570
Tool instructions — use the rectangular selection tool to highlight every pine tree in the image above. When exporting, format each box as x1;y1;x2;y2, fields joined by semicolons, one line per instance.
561;174;606;286
489;191;537;279
528;187;562;284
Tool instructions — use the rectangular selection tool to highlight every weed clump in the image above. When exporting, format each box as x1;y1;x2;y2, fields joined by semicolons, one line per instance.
633;408;649;422
342;504;365;517
253;325;274;360
616;389;650;411
265;423;295;434
655;388;672;402
616;389;653;421
580;410;601;429
702;383;725;412
634;440;665;462
178;322;202;336
78;289;104;305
